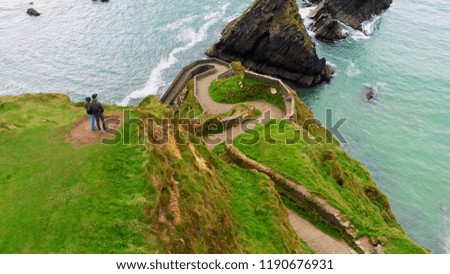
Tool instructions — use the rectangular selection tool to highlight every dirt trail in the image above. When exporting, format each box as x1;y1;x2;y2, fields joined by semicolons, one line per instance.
288;209;357;254
67;114;122;147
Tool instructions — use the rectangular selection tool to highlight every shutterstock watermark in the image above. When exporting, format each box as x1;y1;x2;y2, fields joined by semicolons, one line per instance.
101;109;348;146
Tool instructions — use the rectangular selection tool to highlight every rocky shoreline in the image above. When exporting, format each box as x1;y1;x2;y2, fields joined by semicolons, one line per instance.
308;0;392;42
206;0;393;87
206;0;334;88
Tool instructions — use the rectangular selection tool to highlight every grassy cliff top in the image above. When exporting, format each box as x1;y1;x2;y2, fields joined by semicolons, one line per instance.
223;93;428;254
0;93;310;254
0;88;427;254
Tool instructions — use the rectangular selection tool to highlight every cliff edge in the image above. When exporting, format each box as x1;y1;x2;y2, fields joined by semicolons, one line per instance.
311;0;392;30
310;0;392;42
206;0;333;87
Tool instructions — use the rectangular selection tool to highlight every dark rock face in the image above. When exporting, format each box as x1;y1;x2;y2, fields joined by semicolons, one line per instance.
312;0;392;31
312;13;348;43
365;87;375;101
26;8;40;17
206;0;333;87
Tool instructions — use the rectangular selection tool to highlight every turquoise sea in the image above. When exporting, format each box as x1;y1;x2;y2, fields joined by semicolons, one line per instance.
0;0;449;253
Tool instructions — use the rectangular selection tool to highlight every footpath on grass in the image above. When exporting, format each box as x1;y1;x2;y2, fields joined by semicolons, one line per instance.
288;210;356;254
192;61;284;149
67;114;121;147
162;59;357;254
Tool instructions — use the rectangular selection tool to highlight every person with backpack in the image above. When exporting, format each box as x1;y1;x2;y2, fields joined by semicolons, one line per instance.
87;93;107;132
83;97;96;131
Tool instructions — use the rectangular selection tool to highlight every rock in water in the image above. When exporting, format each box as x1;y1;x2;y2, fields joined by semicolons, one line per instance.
311;0;392;31
26;8;40;17
206;0;333;87
313;13;348;43
365;87;375;101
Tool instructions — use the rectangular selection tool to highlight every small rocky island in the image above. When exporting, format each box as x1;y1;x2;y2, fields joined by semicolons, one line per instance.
26;8;40;17
206;0;333;87
309;0;393;42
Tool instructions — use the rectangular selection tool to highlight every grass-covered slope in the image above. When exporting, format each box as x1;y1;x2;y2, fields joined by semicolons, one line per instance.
0;94;156;253
231;97;428;254
175;79;203;119
144;129;310;253
209;62;286;112
136;96;310;253
0;93;309;254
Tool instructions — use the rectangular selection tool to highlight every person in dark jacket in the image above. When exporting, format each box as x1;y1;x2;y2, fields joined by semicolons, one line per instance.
83;97;96;131
87;93;107;132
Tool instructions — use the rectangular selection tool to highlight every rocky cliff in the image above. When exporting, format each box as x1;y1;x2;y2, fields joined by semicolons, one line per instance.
206;0;333;87
310;0;392;42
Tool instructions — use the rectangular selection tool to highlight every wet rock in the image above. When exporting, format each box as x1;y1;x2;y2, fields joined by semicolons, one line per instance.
365;87;375;101
26;8;40;17
311;0;392;31
313;13;347;43
373;244;385;254
206;0;333;87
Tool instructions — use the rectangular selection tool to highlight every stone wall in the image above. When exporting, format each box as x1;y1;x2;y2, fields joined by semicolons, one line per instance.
160;59;297;122
218;69;235;79
225;144;376;254
160;58;230;107
193;68;218;113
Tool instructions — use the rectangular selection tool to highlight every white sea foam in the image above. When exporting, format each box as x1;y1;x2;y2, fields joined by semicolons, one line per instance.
223;12;240;23
444;234;450;253
352;15;382;40
363;82;387;90
362;15;381;35
299;5;383;41
327;61;337;69
298;6;315;23
162;16;197;31
326;61;337;76
346;62;361;77
352;31;371;40
119;4;231;106
298;6;316;37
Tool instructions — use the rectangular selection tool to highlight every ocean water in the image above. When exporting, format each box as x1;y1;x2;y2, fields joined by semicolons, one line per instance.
0;0;449;253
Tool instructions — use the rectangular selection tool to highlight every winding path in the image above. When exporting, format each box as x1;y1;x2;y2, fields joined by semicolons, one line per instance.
192;63;357;253
164;60;357;254
194;62;284;148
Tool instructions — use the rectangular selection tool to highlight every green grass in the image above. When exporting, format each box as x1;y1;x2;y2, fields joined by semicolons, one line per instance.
142;120;311;253
281;196;343;241
216;160;312;253
199;105;261;136
230;61;246;76
209;76;286;112
0;94;157;253
218;104;262;120
195;136;311;253
233;119;428;254
0;93;310;254
176;80;203;119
